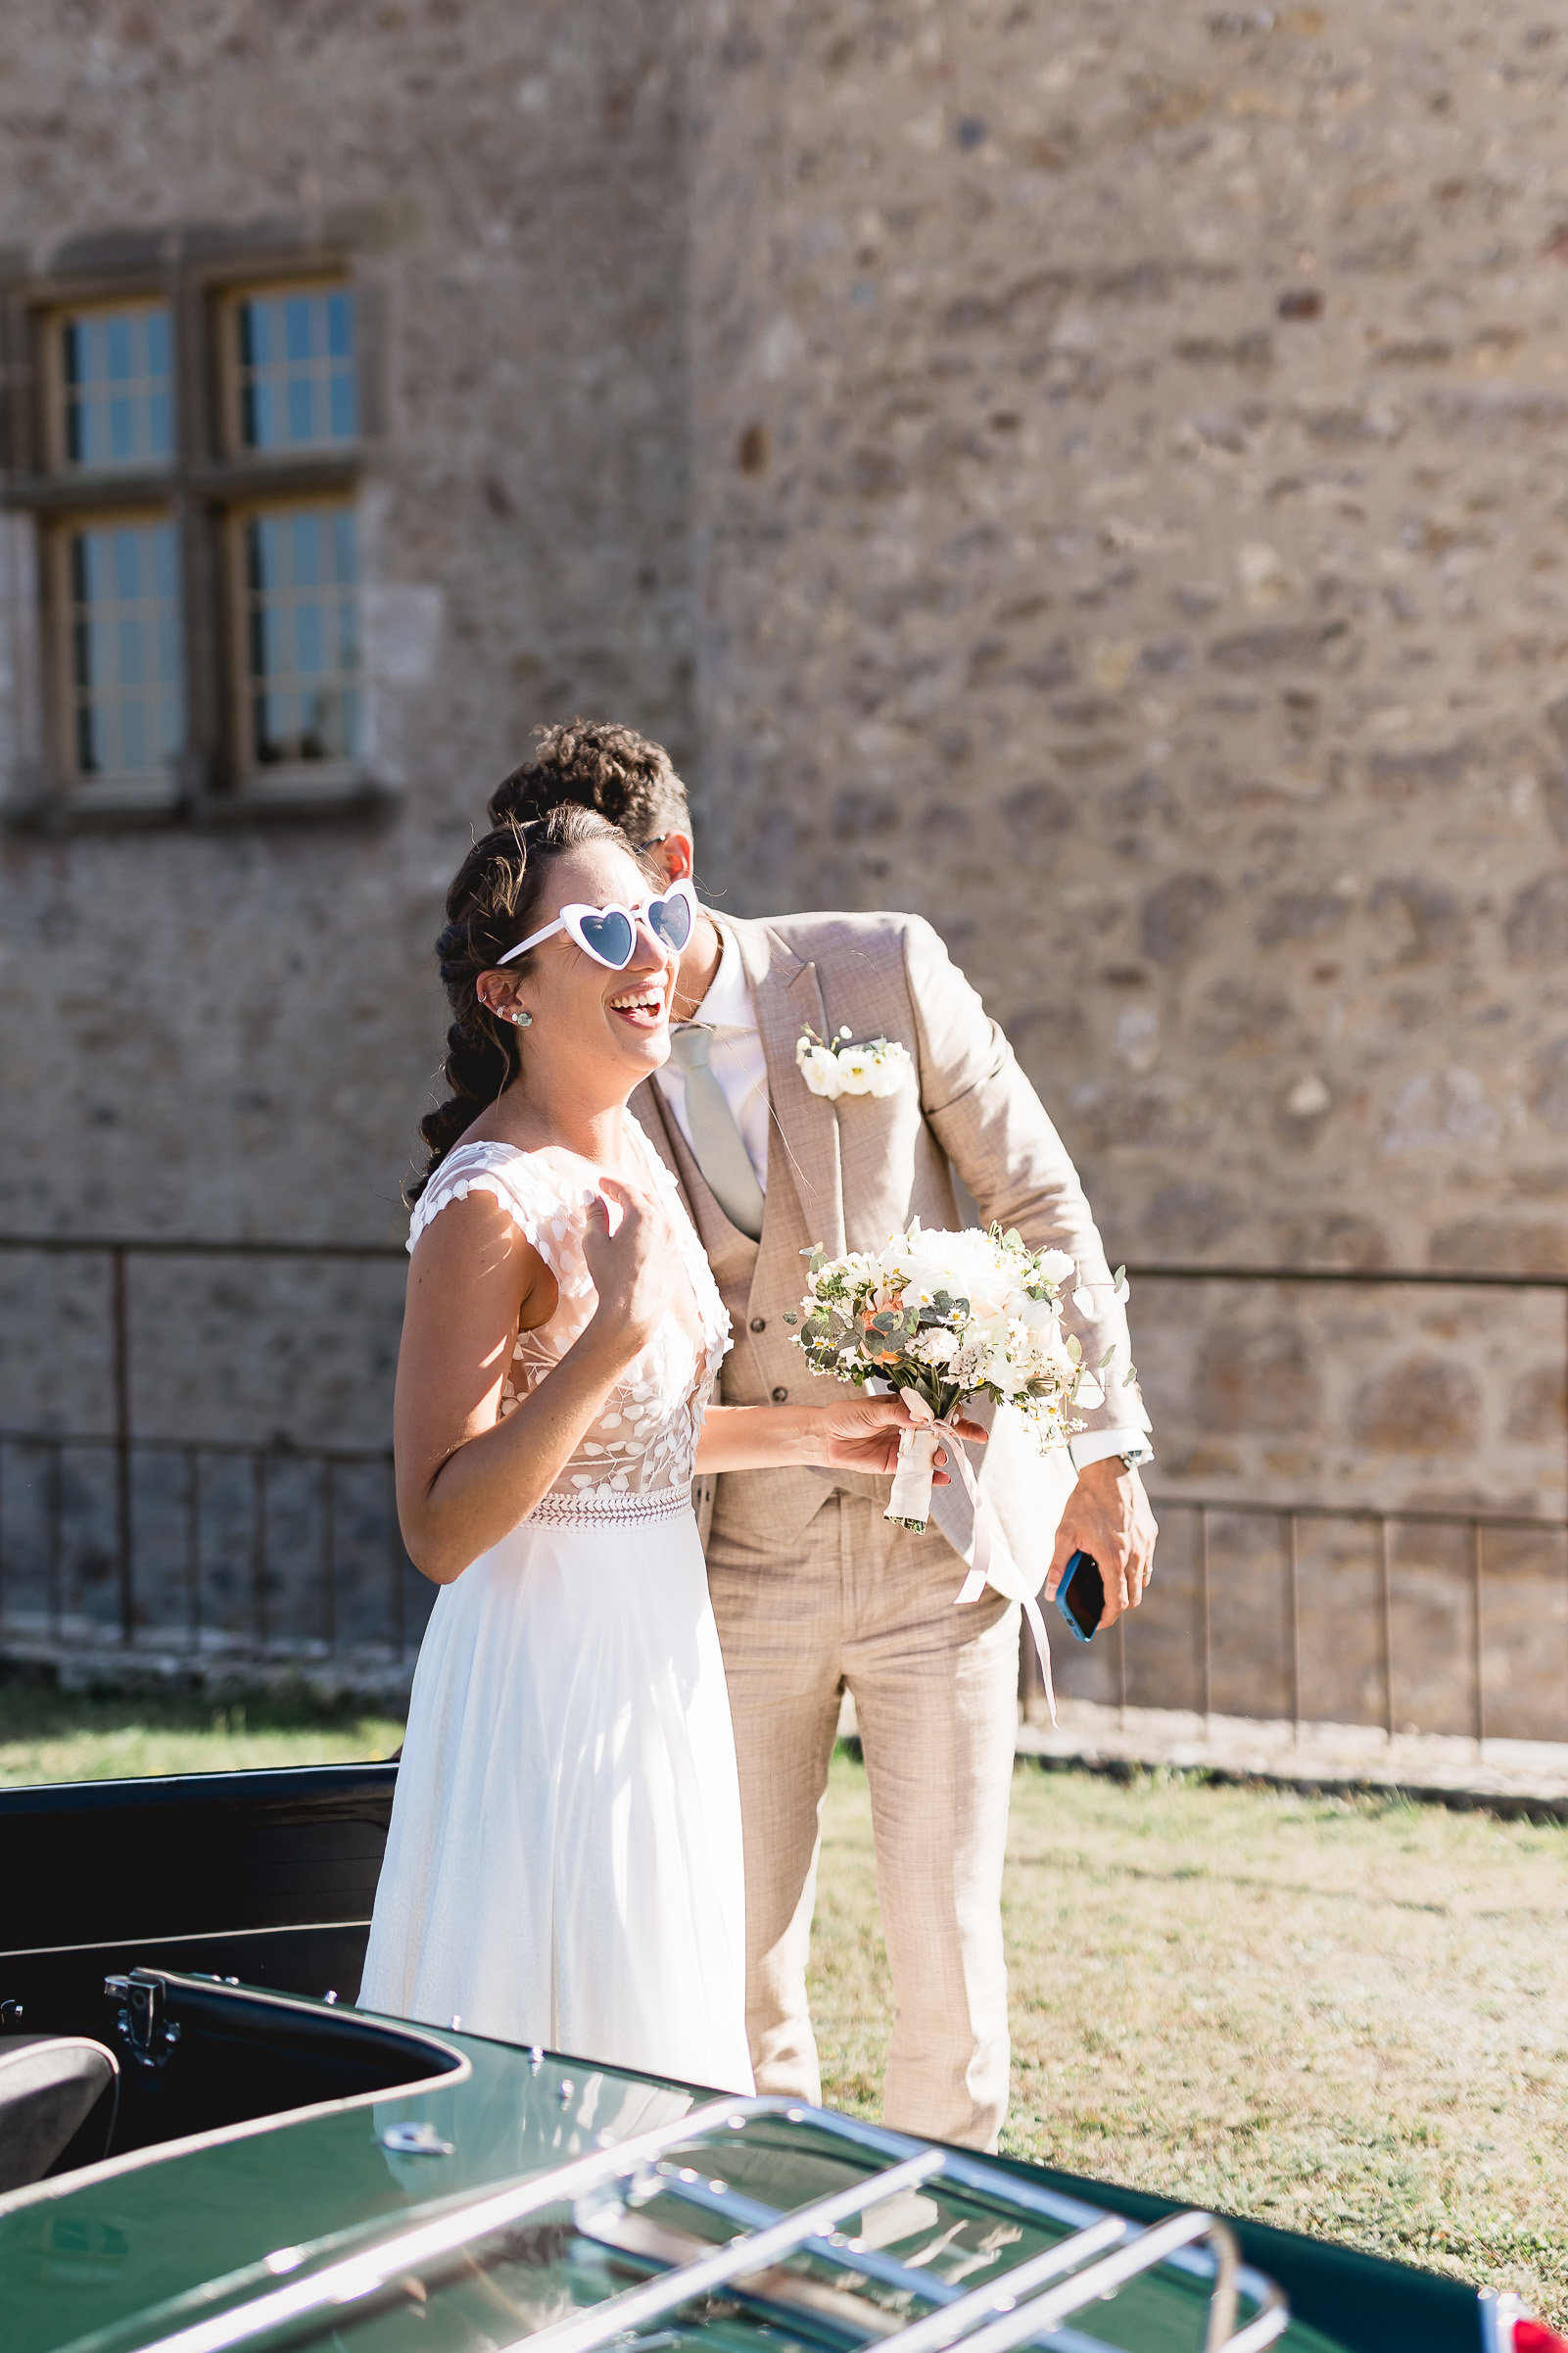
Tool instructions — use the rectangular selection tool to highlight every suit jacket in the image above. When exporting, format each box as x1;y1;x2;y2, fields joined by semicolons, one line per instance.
631;909;1149;1592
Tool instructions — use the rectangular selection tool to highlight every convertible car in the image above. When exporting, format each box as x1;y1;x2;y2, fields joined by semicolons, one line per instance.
0;1759;1555;2353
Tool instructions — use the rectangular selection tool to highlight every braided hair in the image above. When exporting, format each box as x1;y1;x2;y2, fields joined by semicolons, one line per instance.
411;802;629;1199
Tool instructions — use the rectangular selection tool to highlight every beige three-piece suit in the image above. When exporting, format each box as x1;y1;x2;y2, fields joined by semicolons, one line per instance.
631;909;1148;2151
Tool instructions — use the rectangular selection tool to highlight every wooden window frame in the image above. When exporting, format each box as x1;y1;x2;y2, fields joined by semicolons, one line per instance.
42;296;177;479
225;495;363;797
48;503;184;809
0;231;389;831
217;277;359;462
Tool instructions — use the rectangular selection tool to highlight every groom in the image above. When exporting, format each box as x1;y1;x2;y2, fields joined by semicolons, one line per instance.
492;721;1157;2150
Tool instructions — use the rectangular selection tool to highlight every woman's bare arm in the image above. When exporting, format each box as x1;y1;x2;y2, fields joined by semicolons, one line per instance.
394;1182;673;1583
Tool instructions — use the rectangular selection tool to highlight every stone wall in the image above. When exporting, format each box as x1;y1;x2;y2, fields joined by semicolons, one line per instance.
685;0;1568;1522
4;0;1568;1666
0;0;693;1253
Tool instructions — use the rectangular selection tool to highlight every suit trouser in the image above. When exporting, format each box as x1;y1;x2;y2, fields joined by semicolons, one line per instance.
706;1491;1021;2152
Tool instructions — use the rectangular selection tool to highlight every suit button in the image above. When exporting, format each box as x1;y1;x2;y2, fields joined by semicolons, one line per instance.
771;1385;788;1404
749;1316;767;1333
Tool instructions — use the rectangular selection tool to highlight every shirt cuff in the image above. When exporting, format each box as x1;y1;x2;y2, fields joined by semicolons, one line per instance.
1068;1428;1154;1472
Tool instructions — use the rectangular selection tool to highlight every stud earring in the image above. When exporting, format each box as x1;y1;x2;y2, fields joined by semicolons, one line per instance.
510;1008;533;1028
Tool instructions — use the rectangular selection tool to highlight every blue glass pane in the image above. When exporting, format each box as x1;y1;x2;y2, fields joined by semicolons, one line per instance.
237;289;356;448
283;297;312;362
295;602;324;675
112;530;140;601
70;518;182;778
327;372;356;441
291;512;322;588
61;305;174;470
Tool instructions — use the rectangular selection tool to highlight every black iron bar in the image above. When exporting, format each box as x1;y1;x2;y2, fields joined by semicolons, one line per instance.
6;1236;1568;1283
1471;1522;1486;1753
1287;1513;1302;1743
1379;1517;1395;1742
321;1456;337;1653
1125;1262;1568;1292
1199;1506;1212;1732
1148;1494;1565;1533
0;1233;404;1261
251;1453;268;1650
110;1244;134;1646
46;1439;63;1641
0;1429;393;1465
185;1447;202;1656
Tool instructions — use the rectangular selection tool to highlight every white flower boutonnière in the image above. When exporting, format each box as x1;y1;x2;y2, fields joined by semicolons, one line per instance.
796;1024;912;1101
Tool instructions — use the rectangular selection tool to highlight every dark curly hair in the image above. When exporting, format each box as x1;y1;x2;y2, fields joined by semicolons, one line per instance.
412;802;633;1199
488;717;690;848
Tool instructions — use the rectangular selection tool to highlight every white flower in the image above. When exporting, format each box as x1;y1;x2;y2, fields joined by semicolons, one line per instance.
914;1327;959;1366
1036;1249;1076;1286
1071;1285;1097;1320
865;1039;912;1096
797;1043;843;1097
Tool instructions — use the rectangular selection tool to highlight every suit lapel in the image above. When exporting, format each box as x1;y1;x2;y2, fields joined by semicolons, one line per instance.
732;918;847;1260
628;1076;693;1217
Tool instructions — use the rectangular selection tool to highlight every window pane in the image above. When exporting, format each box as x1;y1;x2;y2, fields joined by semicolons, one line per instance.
235;288;357;451
242;504;361;768
60;306;175;470
67;517;183;782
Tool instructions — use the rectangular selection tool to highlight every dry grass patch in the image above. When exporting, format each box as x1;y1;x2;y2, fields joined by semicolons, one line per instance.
810;1749;1568;2329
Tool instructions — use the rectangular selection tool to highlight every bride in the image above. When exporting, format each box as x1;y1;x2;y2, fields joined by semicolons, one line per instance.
358;804;966;2092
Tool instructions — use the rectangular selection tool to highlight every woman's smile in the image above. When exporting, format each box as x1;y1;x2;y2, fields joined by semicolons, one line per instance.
606;972;670;1032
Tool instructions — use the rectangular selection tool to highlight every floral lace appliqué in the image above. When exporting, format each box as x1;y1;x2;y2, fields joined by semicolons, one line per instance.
410;1128;730;1523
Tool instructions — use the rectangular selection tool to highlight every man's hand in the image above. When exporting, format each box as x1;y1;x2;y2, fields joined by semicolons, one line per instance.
1046;1458;1157;1628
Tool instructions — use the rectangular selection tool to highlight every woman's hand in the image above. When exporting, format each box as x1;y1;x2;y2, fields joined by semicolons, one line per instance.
580;1174;686;1363
818;1394;989;1480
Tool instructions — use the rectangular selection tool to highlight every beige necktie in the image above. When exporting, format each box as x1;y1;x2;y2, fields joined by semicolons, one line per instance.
667;1025;766;1241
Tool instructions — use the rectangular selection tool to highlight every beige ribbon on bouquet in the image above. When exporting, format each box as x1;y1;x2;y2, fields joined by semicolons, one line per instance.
894;1389;1057;1727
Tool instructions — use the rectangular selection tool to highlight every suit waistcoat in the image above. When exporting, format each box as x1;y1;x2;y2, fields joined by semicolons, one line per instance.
655;1094;848;1549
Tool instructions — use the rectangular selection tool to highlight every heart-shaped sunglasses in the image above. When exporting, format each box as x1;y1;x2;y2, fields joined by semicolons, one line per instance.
495;877;696;973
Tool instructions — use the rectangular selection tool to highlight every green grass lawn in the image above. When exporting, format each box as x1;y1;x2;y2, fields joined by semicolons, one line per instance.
813;1751;1568;2329
4;1694;1564;2325
0;1684;404;1784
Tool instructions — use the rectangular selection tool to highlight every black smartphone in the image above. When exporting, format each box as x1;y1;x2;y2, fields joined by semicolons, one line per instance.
1054;1550;1106;1643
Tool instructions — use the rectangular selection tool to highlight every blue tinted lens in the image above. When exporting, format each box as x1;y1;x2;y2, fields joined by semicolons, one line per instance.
575;909;635;967
645;890;692;951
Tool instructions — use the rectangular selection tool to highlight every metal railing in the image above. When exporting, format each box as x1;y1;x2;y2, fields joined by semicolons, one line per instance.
1029;1494;1568;1752
5;1236;1568;1726
0;1232;411;1660
0;1429;413;1661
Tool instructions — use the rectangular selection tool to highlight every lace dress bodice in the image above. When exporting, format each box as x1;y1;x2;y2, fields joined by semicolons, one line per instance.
407;1121;731;1527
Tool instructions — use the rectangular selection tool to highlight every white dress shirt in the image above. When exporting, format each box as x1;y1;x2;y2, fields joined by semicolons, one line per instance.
654;923;772;1187
653;922;1150;1471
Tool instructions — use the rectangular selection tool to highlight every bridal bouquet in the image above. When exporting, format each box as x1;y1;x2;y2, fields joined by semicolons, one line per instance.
785;1221;1095;1531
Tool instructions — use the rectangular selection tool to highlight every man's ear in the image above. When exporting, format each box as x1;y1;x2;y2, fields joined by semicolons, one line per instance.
655;833;695;884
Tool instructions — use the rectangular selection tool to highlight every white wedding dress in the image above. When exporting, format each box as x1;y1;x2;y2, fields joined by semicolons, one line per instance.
357;1121;753;2093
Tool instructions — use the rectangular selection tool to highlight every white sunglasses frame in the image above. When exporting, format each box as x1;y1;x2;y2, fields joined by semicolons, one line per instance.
495;877;697;972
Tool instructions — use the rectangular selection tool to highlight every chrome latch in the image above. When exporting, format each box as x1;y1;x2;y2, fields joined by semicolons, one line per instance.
105;1969;182;2068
